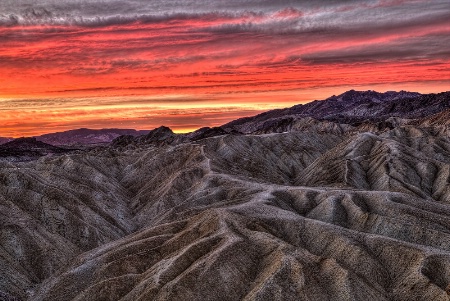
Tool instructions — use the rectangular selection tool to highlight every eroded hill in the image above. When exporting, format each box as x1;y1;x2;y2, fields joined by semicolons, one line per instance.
2;90;450;301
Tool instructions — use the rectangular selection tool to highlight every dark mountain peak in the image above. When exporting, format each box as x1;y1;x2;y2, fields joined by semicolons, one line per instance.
1;137;57;150
120;126;178;146
189;126;235;141
0;136;71;161
112;125;242;147
330;89;421;103
143;126;174;141
111;135;136;147
153;125;173;134
223;89;450;133
111;126;176;148
341;89;378;101
8;137;37;143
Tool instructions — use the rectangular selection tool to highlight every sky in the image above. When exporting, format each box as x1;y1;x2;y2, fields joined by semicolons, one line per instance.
1;0;450;137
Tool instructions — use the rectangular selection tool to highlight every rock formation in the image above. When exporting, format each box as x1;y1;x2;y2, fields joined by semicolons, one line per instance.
1;90;450;300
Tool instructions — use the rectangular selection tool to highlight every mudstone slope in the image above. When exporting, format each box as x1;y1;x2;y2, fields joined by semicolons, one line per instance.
1;90;450;301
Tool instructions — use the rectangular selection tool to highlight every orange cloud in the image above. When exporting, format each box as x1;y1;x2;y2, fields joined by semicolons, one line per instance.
0;7;449;137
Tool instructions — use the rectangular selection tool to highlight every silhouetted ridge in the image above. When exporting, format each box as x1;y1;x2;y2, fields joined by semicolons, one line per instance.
223;90;450;133
36;128;151;146
0;137;71;160
112;126;242;147
140;126;174;142
189;127;241;141
2;137;58;150
112;126;178;147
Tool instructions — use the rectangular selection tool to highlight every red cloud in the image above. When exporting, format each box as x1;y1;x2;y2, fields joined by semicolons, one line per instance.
0;7;449;136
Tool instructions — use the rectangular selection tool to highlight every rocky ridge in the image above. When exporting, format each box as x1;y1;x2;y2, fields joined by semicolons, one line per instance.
0;138;73;161
1;90;450;300
223;90;450;133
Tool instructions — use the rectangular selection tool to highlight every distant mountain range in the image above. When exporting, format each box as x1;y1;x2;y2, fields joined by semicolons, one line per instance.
2;90;449;147
0;128;150;146
0;137;72;161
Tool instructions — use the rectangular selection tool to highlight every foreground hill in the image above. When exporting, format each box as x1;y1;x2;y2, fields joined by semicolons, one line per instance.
1;90;450;301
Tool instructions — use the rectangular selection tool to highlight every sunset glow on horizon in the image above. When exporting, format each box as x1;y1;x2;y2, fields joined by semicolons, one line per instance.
1;0;450;137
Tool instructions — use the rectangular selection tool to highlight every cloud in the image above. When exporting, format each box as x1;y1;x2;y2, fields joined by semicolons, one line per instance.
0;0;447;29
0;98;268;136
1;0;450;136
302;32;450;64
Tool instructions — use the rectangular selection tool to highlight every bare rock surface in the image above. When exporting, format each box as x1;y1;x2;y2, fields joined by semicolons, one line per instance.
2;90;450;300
